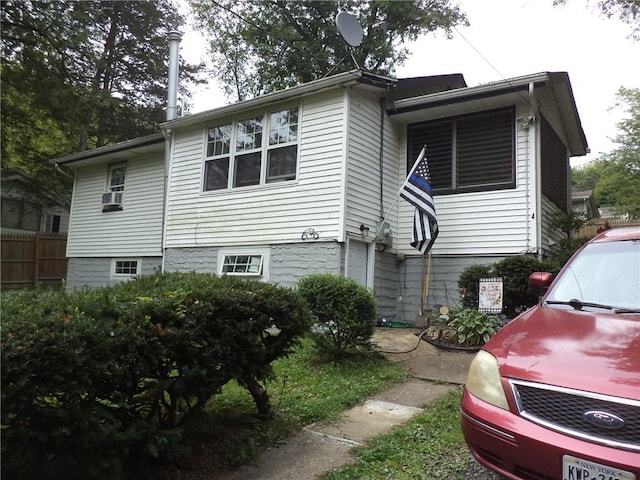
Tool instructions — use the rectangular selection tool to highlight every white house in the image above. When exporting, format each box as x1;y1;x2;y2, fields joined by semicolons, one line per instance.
52;69;587;322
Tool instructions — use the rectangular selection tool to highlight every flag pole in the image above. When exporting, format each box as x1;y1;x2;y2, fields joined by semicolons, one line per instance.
422;252;432;317
373;145;427;238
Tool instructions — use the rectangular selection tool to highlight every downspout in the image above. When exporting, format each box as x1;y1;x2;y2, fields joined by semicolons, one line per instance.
530;81;543;257
161;31;182;272
378;98;385;220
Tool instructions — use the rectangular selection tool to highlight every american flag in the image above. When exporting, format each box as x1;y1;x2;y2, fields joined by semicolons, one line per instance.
400;146;439;254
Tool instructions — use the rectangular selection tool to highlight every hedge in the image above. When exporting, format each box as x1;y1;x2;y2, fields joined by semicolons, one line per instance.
1;272;312;479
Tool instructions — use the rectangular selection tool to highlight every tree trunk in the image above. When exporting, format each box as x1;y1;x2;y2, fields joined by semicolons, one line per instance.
241;375;271;417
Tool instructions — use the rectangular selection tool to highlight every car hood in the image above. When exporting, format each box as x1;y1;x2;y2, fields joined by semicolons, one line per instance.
486;306;640;401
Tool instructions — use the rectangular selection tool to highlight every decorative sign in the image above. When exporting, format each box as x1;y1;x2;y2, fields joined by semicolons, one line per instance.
478;277;503;314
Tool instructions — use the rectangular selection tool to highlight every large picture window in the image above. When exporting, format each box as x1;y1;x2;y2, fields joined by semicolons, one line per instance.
407;108;515;194
204;107;299;191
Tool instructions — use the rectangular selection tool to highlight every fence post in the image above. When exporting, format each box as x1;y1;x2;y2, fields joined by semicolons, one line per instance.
34;234;40;285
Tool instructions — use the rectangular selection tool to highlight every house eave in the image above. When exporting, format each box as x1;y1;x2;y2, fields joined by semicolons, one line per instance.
159;70;396;130
49;133;165;168
389;71;588;157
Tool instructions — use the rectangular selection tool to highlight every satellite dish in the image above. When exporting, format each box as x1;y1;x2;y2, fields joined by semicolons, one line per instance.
336;12;363;47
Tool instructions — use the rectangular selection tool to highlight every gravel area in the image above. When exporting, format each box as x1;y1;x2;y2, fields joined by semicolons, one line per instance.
464;452;505;479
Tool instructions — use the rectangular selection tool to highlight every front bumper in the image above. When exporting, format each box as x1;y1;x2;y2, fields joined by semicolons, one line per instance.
461;388;640;480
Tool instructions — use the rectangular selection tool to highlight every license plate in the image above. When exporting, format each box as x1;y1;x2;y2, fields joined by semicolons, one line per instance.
563;455;636;480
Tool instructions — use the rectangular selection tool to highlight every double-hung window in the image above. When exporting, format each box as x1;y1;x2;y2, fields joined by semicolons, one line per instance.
204;107;299;191
407;108;515;194
108;164;126;193
103;163;126;210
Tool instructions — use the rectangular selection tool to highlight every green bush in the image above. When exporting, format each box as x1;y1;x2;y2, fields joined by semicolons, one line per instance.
457;264;493;311
1;272;312;479
458;255;557;317
447;309;499;346
297;274;376;360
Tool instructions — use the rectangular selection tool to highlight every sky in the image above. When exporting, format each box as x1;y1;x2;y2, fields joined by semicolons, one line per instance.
180;0;639;167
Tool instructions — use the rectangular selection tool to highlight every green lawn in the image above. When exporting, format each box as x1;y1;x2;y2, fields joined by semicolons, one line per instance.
179;338;482;479
188;338;410;470
322;388;479;479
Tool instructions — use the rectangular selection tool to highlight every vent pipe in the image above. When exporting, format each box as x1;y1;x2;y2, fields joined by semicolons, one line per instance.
166;31;182;121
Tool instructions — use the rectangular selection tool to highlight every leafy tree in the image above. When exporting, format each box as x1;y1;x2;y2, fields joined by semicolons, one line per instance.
572;87;640;218
1;0;202;203
553;0;640;40
188;0;468;101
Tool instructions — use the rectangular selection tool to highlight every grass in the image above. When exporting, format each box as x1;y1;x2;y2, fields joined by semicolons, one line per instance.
172;338;482;479
175;338;409;472
322;388;474;479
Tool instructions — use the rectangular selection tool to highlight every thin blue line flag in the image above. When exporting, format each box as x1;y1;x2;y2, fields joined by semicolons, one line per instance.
400;145;439;254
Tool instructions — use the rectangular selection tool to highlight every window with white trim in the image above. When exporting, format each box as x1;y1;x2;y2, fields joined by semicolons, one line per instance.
204;107;299;191
108;164;126;192
111;259;140;278
407;108;515;194
218;249;269;279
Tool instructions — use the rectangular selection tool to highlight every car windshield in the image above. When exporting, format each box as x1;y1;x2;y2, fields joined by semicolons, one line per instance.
546;239;640;311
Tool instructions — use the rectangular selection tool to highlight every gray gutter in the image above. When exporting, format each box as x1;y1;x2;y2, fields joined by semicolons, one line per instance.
160;70;396;130
389;72;555;113
50;133;165;166
390;71;588;156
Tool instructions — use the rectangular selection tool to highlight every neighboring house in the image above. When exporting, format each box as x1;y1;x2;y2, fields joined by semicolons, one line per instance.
571;189;599;219
1;168;70;234
52;69;587;322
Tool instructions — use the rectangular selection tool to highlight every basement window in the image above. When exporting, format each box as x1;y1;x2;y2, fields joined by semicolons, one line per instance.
111;259;140;279
218;248;269;279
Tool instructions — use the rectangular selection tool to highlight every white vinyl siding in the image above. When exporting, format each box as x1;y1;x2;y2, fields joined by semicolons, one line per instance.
67;154;165;257
345;89;401;238
397;103;536;256
165;91;347;248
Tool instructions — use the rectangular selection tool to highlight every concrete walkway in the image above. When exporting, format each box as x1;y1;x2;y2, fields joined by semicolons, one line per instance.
215;328;477;480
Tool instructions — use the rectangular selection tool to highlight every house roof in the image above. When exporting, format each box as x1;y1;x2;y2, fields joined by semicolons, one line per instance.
49;133;165;167
391;74;467;100
159;70;397;130
1;167;68;206
48;70;588;167
161;71;468;131
572;190;594;201
388;71;588;157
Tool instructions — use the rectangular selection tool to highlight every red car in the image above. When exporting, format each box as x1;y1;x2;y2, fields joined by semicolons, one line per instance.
461;226;640;480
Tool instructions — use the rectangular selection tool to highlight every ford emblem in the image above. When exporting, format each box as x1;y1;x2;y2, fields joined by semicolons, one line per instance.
583;410;625;430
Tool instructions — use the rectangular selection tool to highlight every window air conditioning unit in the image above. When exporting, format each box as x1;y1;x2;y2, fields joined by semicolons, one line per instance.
102;191;123;207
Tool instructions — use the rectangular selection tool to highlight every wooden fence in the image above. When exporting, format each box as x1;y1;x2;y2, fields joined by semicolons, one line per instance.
576;218;640;239
1;233;68;288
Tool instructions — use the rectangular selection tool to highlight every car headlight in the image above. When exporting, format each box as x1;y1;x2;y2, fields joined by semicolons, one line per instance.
466;350;509;410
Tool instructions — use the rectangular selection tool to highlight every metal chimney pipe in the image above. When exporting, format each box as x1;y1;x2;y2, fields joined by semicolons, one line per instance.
167;31;182;121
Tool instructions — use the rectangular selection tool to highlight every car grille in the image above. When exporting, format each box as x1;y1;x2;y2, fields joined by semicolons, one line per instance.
510;380;640;451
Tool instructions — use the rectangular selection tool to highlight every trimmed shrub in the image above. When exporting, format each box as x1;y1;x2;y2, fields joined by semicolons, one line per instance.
457;264;493;310
297;274;376;360
1;272;312;479
458;255;557;317
494;255;556;316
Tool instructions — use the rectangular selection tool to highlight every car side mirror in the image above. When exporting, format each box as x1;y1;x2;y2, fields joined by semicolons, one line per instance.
529;272;553;288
